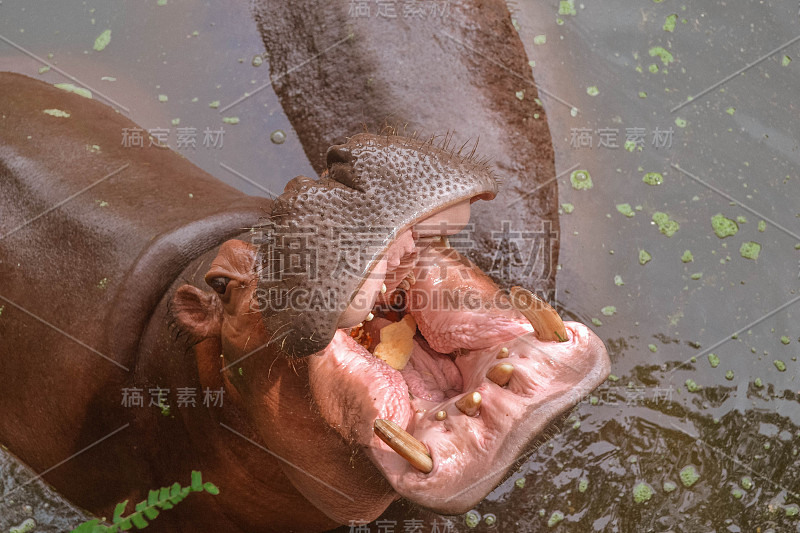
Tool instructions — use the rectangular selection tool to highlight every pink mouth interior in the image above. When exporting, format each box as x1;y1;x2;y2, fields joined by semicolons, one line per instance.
308;230;610;514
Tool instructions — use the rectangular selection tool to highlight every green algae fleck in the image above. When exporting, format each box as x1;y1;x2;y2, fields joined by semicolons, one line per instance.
515;477;525;489
639;91;647;98
773;360;786;372
578;479;589;492
741;476;753;490
663;14;677;32
570;169;593;190
679;465;700;487
708;353;720;368
649;46;674;65
732;488;744;499
592;318;603;326
648;63;659;73
711;213;738;238
616;203;635;217
685;379;700;392
652;211;679;237
639;249;652;265
663;480;677;493
587;86;599;96
561;203;575;214
690;272;702;280
681;250;694;263
725;370;734;380
93;29;111;52
648;344;658;353
758;220;766;232
209;100;220;109
533;34;547;45
222;117;240;125
785;504;799;517
739;241;760;260
559;0;577;16
642;172;663;185
614;275;624;286
515;90;525;100
736;215;747;224
43;109;70;118
624;140;637;152
158;94;168;103
675;117;687;128
54;83;92;99
547;511;564;528
782;55;792;67
633;482;653;503
465;511;480;528
754;377;763;388
781;335;790;345
9;518;35;533
601;306;616;316
726;107;735;115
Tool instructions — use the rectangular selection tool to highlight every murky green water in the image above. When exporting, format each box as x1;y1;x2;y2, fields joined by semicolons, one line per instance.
1;1;798;531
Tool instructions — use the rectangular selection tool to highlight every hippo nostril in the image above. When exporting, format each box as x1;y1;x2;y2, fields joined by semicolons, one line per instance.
326;146;364;193
325;145;353;167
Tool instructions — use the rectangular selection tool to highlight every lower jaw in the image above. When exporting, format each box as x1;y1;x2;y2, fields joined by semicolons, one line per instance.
308;318;610;514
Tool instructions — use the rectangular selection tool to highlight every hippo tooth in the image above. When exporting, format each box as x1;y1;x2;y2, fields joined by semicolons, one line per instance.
380;283;387;294
455;391;482;417
497;347;509;359
487;363;514;387
373;419;433;474
509;286;568;343
406;271;416;286
440;236;451;248
435;410;447;421
365;312;374;322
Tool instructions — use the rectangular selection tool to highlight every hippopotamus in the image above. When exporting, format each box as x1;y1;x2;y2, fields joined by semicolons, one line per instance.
0;71;609;531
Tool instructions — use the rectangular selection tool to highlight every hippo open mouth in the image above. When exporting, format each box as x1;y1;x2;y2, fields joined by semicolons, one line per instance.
254;133;610;514
306;224;609;514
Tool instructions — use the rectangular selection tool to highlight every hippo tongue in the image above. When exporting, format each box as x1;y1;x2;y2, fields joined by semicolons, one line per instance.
307;241;610;514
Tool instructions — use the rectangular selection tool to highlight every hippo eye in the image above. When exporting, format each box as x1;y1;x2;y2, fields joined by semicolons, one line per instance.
207;276;231;295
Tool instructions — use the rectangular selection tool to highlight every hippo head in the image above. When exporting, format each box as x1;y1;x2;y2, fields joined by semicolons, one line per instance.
173;133;610;526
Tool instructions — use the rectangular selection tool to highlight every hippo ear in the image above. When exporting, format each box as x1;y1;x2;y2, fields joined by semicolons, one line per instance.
171;284;223;342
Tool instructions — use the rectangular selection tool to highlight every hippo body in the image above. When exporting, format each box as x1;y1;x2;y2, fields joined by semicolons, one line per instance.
0;73;330;532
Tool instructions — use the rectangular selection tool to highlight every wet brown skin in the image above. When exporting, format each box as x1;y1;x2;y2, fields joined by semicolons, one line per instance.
253;0;559;296
0;72;340;532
